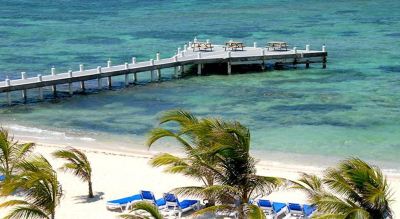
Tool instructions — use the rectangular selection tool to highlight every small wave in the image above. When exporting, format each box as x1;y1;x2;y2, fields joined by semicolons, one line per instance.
5;124;96;142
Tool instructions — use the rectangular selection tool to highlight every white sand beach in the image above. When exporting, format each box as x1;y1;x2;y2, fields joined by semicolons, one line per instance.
1;141;399;219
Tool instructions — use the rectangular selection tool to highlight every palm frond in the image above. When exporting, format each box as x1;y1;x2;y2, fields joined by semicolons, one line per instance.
120;201;163;219
246;204;266;219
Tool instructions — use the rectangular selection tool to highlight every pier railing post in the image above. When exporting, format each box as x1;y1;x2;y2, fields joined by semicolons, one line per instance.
227;51;232;75
149;59;155;82
177;47;181;56
50;67;57;94
173;56;179;78
5;78;11;105
322;45;327;68
132;57;136;64
197;53;202;75
80;64;84;72
107;59;111;68
253;42;257;48
306;44;310;51
21;72;27;101
68;70;73;95
156;53;161;81
37;74;43;100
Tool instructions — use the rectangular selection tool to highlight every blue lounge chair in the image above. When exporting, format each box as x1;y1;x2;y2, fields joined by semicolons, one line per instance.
288;203;304;217
163;193;200;218
257;199;273;214
140;190;167;210
303;204;317;218
106;194;142;211
257;199;287;218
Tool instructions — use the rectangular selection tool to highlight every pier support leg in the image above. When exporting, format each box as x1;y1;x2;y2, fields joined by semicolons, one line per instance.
52;85;57;97
322;56;327;69
38;87;43;100
6;92;11;105
156;69;161;81
68;83;73;95
97;78;102;89
180;65;184;75
197;64;202;75
125;74;129;86
22;90;27;102
150;70;155;82
107;76;112;89
174;66;178;78
133;73;137;84
227;62;232;75
261;61;265;71
306;60;310;68
80;81;85;91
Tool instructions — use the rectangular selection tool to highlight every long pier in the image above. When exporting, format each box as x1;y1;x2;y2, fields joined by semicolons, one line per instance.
0;41;327;105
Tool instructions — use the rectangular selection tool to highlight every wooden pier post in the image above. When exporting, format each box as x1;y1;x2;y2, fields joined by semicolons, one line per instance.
37;74;43;100
51;67;57;95
133;73;137;84
149;59;155;82
156;53;161;81
173;56;179;78
197;53;202;75
5;78;11;105
80;81;85;91
96;66;102;89
21;72;27;102
322;45;327;68
306;45;310;51
261;49;266;71
227;51;232;75
80;65;85;92
107;76;112;89
306;60;310;68
107;59;112;68
68;70;73;95
124;63;130;86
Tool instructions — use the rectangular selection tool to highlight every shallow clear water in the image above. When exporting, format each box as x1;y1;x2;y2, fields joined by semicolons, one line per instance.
0;1;399;168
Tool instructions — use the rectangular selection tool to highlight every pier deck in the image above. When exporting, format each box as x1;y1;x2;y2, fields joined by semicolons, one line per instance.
0;43;327;104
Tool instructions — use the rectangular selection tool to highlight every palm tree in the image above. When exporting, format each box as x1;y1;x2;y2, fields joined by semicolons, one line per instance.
119;201;163;219
147;110;220;206
0;155;62;219
0;127;35;178
293;158;393;219
183;119;283;219
148;111;284;219
52;147;94;198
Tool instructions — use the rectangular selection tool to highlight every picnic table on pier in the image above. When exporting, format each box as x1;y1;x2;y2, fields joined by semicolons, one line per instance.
266;41;288;51
224;41;245;51
191;42;214;51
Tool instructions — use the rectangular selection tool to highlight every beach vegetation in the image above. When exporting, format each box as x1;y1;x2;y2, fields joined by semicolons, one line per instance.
293;158;393;219
148;110;284;219
0;127;35;178
119;201;163;219
52;147;94;198
0;155;62;219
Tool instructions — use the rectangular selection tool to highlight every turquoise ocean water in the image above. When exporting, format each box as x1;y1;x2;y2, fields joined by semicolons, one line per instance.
0;1;399;168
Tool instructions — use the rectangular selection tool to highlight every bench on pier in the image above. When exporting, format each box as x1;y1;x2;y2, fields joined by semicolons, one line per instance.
224;41;245;51
191;42;214;51
266;41;288;51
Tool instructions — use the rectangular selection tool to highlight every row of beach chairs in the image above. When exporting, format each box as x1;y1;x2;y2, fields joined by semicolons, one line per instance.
256;199;316;219
106;190;200;218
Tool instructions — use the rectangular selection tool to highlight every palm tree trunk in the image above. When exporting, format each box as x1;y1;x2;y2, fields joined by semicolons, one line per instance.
88;181;94;198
